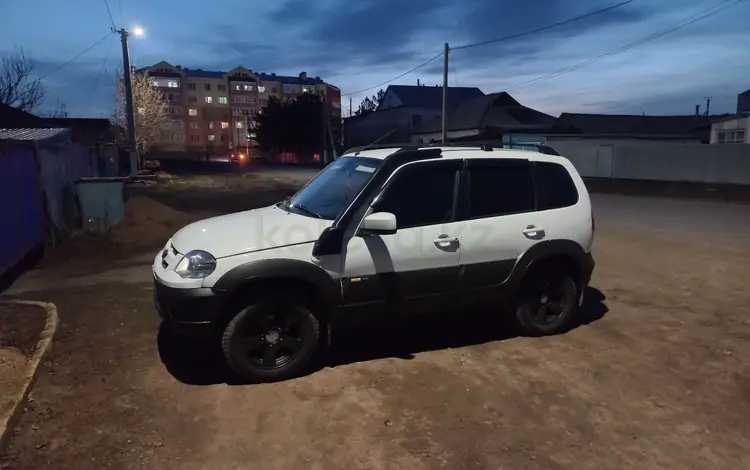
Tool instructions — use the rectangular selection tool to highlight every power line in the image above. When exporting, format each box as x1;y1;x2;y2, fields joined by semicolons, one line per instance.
102;0;117;29
452;0;635;50
507;0;746;90
84;32;116;110
36;32;114;82
339;0;635;97
341;52;443;97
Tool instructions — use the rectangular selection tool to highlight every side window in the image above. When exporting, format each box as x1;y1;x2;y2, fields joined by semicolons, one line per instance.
373;164;457;229
534;162;579;210
468;162;535;218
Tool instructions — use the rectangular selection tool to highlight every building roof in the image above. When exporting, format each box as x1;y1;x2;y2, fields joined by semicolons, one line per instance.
0;103;43;128
386;85;484;108
739;89;750;96
0;128;69;141
550;113;711;137
414;92;555;134
182;69;225;79
257;73;325;85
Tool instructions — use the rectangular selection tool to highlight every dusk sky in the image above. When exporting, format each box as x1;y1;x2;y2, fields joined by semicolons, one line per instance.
1;0;747;118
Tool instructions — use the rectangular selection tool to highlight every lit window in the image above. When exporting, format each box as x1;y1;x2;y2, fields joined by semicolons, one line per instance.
208;122;214;129
188;108;198;116
243;84;253;91
218;96;227;104
152;80;159;87
236;121;243;128
167;80;179;88
207;134;215;141
221;121;229;129
205;96;213;104
235;84;241;91
258;86;266;93
189;122;199;129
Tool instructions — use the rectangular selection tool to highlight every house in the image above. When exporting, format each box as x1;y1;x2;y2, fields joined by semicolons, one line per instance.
737;88;750;114
343;85;484;148
410;92;555;144
709;114;749;144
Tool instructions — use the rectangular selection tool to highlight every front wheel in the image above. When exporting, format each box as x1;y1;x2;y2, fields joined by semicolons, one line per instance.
514;265;578;337
221;301;320;382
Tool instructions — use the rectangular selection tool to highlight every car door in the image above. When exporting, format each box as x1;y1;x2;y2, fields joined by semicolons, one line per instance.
456;158;548;307
340;159;464;319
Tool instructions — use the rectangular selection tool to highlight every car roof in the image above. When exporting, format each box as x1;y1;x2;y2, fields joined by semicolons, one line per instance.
339;146;569;164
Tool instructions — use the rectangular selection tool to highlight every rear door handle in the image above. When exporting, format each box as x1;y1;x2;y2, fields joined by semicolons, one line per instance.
522;225;546;239
433;234;459;245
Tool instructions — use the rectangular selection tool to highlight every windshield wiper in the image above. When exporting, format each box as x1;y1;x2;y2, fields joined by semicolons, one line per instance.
291;203;324;219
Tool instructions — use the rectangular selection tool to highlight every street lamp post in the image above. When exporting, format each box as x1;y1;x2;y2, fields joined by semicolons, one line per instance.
118;26;144;176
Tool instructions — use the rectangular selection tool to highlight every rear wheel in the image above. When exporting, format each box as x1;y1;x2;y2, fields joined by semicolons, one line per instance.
514;264;578;336
221;300;320;382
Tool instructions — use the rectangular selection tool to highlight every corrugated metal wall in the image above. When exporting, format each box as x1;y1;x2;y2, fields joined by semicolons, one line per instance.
0;143;46;275
548;139;750;184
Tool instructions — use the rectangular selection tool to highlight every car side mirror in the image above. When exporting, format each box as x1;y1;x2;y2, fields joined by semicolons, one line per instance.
359;212;397;236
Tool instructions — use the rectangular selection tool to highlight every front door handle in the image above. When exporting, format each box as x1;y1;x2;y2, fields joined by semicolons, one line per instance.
522;225;546;239
433;234;459;245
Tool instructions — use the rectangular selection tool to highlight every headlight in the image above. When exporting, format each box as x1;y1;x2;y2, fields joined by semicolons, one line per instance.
174;250;216;279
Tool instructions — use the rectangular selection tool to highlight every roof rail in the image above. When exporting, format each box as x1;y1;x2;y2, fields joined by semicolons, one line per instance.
344;141;559;156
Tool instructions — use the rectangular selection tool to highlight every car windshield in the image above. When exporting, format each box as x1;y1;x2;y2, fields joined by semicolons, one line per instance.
283;156;382;220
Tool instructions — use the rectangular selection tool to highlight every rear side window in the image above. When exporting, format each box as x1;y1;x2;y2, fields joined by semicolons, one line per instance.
468;162;536;218
534;162;579;210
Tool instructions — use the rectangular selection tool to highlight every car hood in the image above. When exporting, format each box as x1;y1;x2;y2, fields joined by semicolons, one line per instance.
170;204;332;259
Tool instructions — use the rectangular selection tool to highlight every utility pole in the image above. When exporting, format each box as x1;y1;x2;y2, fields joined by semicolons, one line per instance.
704;96;712;116
349;96;352;118
441;43;449;144
118;28;139;176
321;97;328;164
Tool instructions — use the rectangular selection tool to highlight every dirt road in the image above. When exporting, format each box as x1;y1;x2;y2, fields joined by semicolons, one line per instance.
1;177;749;469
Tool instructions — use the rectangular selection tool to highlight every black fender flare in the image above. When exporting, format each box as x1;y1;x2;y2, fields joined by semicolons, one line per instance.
212;258;341;310
507;240;590;290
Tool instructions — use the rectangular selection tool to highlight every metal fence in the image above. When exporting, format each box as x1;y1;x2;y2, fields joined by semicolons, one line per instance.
0;142;46;276
548;139;750;185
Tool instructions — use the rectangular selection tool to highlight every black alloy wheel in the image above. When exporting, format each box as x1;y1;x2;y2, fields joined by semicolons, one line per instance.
222;301;320;382
515;266;578;336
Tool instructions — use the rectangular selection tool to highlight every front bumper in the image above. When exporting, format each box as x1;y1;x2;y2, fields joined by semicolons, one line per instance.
153;276;223;336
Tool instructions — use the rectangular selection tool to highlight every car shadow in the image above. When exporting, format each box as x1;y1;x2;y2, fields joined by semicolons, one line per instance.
157;286;608;386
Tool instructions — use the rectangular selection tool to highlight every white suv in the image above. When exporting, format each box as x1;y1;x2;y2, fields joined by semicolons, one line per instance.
153;144;595;382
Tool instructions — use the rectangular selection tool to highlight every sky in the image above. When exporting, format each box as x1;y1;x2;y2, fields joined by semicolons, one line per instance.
1;0;748;118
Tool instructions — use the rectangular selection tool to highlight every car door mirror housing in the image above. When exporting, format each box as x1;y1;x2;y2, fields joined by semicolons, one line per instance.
359;212;397;235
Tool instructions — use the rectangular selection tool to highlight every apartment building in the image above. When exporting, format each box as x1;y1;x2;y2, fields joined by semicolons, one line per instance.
138;61;342;155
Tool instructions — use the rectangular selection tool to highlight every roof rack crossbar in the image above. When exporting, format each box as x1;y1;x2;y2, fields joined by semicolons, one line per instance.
343;141;558;155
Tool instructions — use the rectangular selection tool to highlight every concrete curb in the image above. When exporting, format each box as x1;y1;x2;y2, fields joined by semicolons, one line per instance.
0;300;58;455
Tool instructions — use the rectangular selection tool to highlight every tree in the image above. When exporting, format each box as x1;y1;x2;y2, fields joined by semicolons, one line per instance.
111;70;169;154
354;88;385;116
0;47;45;112
255;93;325;157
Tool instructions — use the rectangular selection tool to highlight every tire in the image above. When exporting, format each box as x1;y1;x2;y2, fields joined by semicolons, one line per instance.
221;299;320;383
514;263;579;337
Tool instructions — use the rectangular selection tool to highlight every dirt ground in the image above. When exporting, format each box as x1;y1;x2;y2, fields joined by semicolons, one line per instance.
1;173;750;469
0;304;46;421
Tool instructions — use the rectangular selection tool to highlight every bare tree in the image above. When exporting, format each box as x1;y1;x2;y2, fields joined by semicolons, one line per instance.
110;69;169;154
0;47;45;112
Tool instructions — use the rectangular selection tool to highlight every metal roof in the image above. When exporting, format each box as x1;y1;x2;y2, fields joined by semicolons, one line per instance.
0;128;69;141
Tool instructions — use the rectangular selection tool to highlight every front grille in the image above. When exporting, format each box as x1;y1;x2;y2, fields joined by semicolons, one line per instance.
161;249;169;269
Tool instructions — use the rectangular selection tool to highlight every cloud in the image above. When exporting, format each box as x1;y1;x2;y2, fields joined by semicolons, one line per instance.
1;0;747;117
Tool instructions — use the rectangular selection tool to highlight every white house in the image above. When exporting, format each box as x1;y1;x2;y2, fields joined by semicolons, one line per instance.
710;114;749;144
